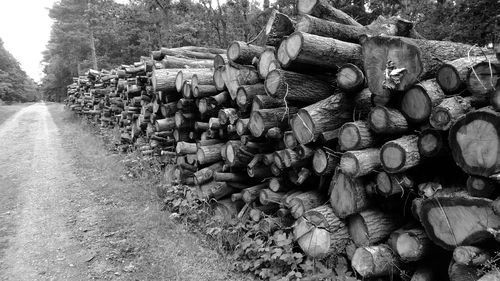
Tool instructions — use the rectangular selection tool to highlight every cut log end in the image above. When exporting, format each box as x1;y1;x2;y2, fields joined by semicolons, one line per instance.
227;42;240;62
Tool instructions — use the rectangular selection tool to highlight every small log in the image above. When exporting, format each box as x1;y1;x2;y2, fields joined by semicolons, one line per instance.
380;135;421;173
289;191;323;219
155;117;176;132
218;108;238;125
213;67;226;91
312;147;339;176
340;148;381;178
336;63;366;93
448;261;480;281
192;85;218;98
401;79;446;124
251;94;286;111
283;131;298;149
182;80;192;98
293;205;350;258
430;96;472;131
235;118;250;136
161;56;213;69
329;170;369;218
348;209;400;247
258;47;277;79
259;189;285;205
351;244;401;278
410;264;436;281
213;172;252;183
453;246;491;266
376;171;414;197
466;61;500;101
417;129;445;158
242;183;268;203
296;0;362;26
286;31;363;71
193;161;224;185
249;107;298;137
291;93;354;144
236;84;266;112
268;177;289;192
221;64;260;99
368;106;409;134
175;141;197;155
387;227;433;262
449;108;500;177
466;175;497;198
197;143;224;165
266;127;282;139
265;69;335;103
417;193;500;250
339;120;376;151
151;68;183;93
227;41;266;65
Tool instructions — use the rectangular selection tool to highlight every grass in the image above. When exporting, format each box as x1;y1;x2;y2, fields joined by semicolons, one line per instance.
0;103;32;125
48;104;254;281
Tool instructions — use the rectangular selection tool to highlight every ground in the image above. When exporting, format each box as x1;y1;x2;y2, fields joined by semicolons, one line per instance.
0;102;251;280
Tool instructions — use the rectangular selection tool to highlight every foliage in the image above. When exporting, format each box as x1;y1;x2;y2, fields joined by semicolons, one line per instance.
0;38;40;102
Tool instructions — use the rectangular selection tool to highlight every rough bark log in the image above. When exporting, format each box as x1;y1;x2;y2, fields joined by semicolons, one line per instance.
175;68;213;93
336;63;366;93
340;148;381;177
329;170;369;218
258;47;277;79
249;107;298;137
297;0;362;26
264;9;295;47
227;41;267;65
161;56;213;69
351;244;401;278
380;135;421;173
417;129;445;158
242;183;269;203
259;189;286;205
251;94;286;111
348;209;401;247
236;84;266;112
466;175;497;198
197;143;224;165
312;147;339;176
401;79;446;124
368;106;409;134
152;68;183;93
430;96;472;131
289;191;323;219
466;61;500;100
387;227;432;262
221;64;261;100
376;171;414;197
339;120;376;151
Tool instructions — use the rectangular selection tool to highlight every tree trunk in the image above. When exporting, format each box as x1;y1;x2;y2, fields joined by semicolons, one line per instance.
401;79;446;124
347;209;401;247
236;118;250;136
286;31;363;70
175;141;197;154
291;92;354;144
249;107;298;137
265;69;335;103
175;68;213;93
361;35;486;105
293;205;350;258
193;162;224;185
387;227;432;262
259;189;285;205
152;68;183;93
218;108;239;125
155;117;176;132
335;63;366;93
448;108;500;177
340;148;381;178
296;0;362;26
192;85;218;98
380;135;421;173
329;170;369;218
416;192;500;250
368;106;409;134
351;244;401;278
227;41;267;65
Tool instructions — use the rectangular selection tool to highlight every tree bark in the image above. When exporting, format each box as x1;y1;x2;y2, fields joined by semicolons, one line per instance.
236;84;266;112
347;209;400;247
312;147;339;176
249;107;298;137
340;148;381;178
401;79;446;124
289;191;323;219
351;244;401;278
376;171;414;197
197;143;224;165
368;106;409;134
297;0;362;26
264;9;295;47
430;96;472;131
227;41;267;65
339;120;377;151
380;135;421;173
329;170;369;218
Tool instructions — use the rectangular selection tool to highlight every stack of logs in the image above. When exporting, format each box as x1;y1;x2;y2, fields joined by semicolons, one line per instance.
65;0;500;280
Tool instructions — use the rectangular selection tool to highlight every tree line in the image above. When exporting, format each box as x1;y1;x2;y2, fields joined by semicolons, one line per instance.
40;0;499;101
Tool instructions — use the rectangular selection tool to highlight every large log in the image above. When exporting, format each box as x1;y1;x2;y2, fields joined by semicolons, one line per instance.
296;0;362;26
336;63;366;93
197;143;224;165
361;35;486;105
236;84;266;112
380;135;421;173
293;205;350;258
401;79;445;124
251;94;286;111
291;93;354;144
285;31;363;70
347;209;400;247
448;108;500;177
296;14;419;43
329;170;369;218
151;68;183;93
265;69;335;103
227;41;267;65
416;193;500;250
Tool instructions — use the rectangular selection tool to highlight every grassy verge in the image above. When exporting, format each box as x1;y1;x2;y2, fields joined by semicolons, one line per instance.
49;104;253;280
0;103;31;125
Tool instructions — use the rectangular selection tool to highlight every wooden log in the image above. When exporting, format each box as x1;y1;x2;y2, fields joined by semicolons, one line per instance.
329;170;369;218
236;84;266;112
429;96;472;131
257;47;277;79
340;148;381;178
466;61;500;100
466;175;497;198
351;245;401;278
401;79;446;124
336;63;366;93
417;193;500;250
191;70;216;89
296;14;419;43
175;141;197;155
192;85;218;98
449;108;500;177
339;121;376;151
368;106;409;134
218;108;238;125
160;102;177;117
291;93;354;144
289;191;323;219
410;264;436;281
296;0;362;26
448;261;480;281
197;143;224;165
247;164;273;178
417;129;445;158
259;189;285;205
160;46;225;58
227;41;266;65
376;171;414;197
380;135;421;173
241;183;268;203
210;182;238;200
264;9;295;47
161;56;213;69
286;31;363;71
193;162;224;185
293;205;350;258
152;68;183;93
453;246;491;266
387;227;432;262
235;118;250;136
251;94;286;111
213;172;252;183
436;55;496;94
361;35;486;105
312;147;339;176
155;117;176;132
221;64;260;100
174;111;195;129
265;69;335;103
297;144;314;160
249;107;298;137
265;127;282;139
348;209;400;247
283;131;298;149
213;67;226;91
268;177;289;192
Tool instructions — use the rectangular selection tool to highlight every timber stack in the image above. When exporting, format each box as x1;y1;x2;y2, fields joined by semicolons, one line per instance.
65;0;500;279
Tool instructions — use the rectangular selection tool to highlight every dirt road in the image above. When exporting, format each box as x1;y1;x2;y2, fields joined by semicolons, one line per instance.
0;103;246;280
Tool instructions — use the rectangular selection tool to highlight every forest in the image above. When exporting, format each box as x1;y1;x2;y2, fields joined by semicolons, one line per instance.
41;0;499;102
0;39;39;103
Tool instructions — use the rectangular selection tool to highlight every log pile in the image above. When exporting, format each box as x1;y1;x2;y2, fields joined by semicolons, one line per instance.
65;0;500;279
